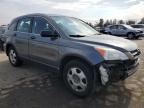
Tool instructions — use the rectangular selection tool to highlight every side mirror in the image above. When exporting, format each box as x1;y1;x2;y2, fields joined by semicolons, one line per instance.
40;30;58;38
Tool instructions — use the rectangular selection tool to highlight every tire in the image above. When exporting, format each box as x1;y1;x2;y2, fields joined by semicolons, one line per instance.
63;60;94;97
135;36;140;39
127;33;135;39
108;32;112;35
8;46;23;67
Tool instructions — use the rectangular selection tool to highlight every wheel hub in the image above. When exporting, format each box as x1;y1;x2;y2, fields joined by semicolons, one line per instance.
72;74;80;84
67;67;88;92
9;50;16;64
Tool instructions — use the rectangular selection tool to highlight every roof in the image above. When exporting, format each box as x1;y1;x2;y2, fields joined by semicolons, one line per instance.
17;13;66;18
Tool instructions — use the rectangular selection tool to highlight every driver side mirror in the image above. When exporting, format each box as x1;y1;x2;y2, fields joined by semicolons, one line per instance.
40;30;59;38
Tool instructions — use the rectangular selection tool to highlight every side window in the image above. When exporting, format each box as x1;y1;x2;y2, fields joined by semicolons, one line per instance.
17;18;31;33
110;26;117;29
118;25;125;30
8;21;17;31
32;17;53;34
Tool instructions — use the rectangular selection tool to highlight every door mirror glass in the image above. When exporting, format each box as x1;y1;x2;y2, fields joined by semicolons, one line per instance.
40;30;58;37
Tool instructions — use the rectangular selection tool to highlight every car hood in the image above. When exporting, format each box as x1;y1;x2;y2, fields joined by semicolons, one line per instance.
74;34;137;52
136;28;144;31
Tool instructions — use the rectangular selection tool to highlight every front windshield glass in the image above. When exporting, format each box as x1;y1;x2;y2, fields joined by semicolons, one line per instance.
124;25;133;29
51;16;99;37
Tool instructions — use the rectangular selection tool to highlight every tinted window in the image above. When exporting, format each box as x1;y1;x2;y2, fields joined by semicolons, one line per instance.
9;21;17;31
118;25;126;30
17;18;31;33
32;17;52;34
110;25;117;29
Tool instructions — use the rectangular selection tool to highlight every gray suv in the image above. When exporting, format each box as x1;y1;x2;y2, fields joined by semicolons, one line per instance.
105;24;143;39
4;14;141;97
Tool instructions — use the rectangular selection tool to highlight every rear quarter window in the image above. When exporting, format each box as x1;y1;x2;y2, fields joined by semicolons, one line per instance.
110;25;117;29
17;18;31;33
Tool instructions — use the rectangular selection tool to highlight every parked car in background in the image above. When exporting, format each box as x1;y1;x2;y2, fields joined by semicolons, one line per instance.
0;25;7;50
95;27;106;34
4;14;141;97
104;25;112;34
131;24;144;29
131;24;144;36
105;24;143;39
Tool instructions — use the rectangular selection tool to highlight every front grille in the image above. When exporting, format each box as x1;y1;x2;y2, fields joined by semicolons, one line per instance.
124;59;138;68
130;49;141;59
123;49;140;71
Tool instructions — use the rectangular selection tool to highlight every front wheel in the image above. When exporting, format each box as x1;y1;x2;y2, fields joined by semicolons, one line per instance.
108;32;112;35
63;60;94;97
127;33;135;39
8;47;23;67
135;36;140;39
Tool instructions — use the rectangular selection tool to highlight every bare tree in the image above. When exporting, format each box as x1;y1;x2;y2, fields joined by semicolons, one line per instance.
104;20;110;27
118;20;125;24
98;19;104;27
112;19;117;25
126;20;136;25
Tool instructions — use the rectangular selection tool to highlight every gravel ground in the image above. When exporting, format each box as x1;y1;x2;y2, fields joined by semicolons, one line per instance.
0;37;144;108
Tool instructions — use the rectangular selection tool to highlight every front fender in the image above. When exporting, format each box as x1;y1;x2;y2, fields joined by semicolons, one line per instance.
59;46;104;66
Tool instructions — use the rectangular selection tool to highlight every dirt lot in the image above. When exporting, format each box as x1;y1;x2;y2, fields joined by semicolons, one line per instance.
0;38;144;108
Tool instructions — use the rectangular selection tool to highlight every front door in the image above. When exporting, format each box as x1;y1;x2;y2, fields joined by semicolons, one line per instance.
29;17;59;67
117;25;127;36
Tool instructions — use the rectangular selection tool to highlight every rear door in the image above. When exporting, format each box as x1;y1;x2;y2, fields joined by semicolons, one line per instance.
110;25;118;35
14;17;32;58
29;17;59;67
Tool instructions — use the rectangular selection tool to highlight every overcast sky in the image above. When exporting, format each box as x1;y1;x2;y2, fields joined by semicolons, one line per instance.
0;0;144;25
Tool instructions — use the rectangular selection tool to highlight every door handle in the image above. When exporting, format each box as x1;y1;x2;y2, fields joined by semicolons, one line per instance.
31;36;36;39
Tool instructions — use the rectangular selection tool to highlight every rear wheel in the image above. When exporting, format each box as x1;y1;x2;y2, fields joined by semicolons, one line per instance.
63;60;94;97
8;46;23;67
127;33;135;39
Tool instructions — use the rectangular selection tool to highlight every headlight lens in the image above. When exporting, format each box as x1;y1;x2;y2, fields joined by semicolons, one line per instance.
136;30;143;33
96;47;129;60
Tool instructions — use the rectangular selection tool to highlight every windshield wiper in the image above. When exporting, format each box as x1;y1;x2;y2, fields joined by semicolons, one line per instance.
69;35;86;37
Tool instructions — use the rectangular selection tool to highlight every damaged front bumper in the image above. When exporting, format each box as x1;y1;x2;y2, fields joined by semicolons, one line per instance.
99;58;139;85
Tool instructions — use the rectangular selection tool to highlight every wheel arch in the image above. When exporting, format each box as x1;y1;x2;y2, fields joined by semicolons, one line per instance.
6;43;16;56
127;32;135;36
60;54;93;73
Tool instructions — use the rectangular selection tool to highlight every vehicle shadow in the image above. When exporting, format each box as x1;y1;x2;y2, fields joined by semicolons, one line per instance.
0;60;132;108
125;37;143;40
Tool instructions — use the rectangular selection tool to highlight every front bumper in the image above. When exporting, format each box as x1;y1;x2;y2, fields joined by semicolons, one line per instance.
136;32;144;37
99;58;139;85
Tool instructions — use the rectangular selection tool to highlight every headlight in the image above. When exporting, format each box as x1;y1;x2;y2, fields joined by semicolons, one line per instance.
95;47;129;60
136;30;143;33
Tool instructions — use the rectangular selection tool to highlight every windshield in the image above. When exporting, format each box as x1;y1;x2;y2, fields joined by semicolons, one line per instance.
124;25;133;29
51;16;99;37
